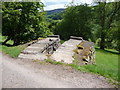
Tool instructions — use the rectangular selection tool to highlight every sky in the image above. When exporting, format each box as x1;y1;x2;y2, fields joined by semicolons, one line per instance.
41;0;94;10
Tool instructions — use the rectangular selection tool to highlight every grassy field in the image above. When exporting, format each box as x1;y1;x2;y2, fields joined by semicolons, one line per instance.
82;47;119;82
0;35;119;83
0;35;26;58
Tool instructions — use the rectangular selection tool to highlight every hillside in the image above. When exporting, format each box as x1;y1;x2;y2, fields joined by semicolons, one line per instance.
46;9;65;20
46;8;65;15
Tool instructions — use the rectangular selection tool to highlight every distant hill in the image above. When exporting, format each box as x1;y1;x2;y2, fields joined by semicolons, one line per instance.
46;8;65;20
46;8;65;15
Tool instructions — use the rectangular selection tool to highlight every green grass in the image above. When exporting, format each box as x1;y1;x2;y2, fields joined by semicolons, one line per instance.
0;35;26;58
45;59;64;65
1;45;26;58
60;40;65;44
82;47;119;81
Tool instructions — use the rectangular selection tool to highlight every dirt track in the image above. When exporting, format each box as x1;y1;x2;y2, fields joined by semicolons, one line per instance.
2;52;115;88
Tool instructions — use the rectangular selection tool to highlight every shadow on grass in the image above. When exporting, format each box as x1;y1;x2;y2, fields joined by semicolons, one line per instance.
95;47;119;55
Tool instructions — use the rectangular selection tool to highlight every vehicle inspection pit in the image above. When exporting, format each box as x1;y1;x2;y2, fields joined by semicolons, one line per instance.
18;35;95;64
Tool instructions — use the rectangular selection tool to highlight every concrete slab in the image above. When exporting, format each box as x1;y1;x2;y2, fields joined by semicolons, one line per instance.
18;53;47;60
18;37;59;60
50;39;82;64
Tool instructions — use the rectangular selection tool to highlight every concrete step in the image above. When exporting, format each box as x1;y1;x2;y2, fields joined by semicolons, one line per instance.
18;53;47;60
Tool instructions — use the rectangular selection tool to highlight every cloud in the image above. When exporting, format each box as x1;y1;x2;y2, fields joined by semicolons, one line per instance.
41;0;71;3
44;4;66;11
41;0;93;10
75;0;93;4
41;0;71;10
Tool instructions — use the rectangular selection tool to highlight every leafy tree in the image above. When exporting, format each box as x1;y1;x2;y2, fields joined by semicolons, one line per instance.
47;20;60;34
56;4;92;40
95;2;120;50
2;2;51;45
107;8;120;53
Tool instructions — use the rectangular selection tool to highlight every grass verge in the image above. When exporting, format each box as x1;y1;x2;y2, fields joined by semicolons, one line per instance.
0;35;26;58
0;45;26;58
82;47;119;81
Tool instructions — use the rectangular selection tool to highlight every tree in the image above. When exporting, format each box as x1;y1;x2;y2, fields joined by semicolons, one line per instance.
55;4;92;40
108;6;120;53
2;2;51;45
95;2;120;50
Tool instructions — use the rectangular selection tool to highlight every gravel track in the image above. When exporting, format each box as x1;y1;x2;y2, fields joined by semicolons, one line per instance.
2;52;115;88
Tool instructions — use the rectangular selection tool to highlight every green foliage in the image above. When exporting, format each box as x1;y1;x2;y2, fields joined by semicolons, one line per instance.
47;11;63;20
47;20;60;34
56;4;92;40
60;40;65;44
94;2;120;50
39;22;53;38
108;20;120;53
2;2;52;45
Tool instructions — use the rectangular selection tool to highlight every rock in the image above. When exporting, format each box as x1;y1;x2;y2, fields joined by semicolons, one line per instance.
75;40;96;65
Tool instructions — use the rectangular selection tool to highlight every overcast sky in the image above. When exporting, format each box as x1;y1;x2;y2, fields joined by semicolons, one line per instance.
41;0;94;10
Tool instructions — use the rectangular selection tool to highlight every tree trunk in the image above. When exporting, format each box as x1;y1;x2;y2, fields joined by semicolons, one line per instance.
2;37;10;45
99;2;106;50
100;34;105;50
13;41;20;46
13;38;20;46
100;24;106;50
